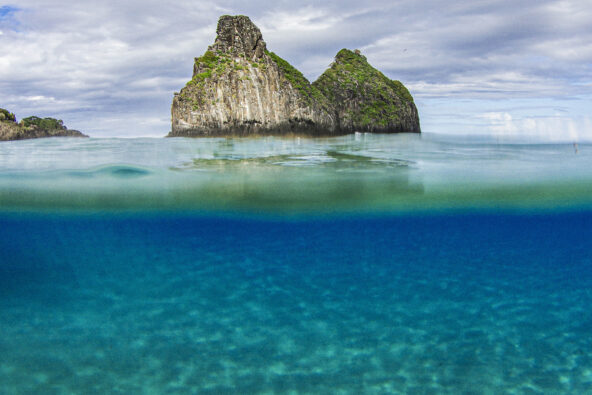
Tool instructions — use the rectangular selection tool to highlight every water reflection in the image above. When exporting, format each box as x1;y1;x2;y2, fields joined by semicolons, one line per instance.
0;134;590;212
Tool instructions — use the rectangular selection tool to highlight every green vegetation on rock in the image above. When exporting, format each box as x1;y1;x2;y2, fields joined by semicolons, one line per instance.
21;116;65;130
180;42;271;112
0;108;16;123
183;50;223;107
187;51;222;86
188;49;265;86
171;15;419;136
392;80;414;103
1;109;86;141
198;50;219;68
313;49;418;130
266;50;328;107
188;54;214;85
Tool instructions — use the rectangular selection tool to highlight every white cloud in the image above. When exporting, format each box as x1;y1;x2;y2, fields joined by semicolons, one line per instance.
0;1;223;136
1;0;591;137
259;7;339;32
481;112;592;142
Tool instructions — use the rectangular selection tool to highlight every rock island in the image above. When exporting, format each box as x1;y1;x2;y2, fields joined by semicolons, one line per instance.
0;108;87;141
169;15;420;137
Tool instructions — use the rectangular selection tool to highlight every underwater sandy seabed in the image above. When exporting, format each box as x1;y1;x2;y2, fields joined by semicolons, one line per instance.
1;212;591;394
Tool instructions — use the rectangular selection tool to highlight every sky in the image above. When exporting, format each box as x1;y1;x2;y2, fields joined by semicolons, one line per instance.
1;0;591;140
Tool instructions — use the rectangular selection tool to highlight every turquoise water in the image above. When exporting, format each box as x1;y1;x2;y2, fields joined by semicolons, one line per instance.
1;134;592;393
1;134;590;212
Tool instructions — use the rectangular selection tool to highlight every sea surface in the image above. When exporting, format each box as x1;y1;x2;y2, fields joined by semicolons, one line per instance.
1;133;591;393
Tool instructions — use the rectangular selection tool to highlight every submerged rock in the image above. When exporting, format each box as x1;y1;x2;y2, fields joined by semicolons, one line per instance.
169;15;420;137
0;109;87;141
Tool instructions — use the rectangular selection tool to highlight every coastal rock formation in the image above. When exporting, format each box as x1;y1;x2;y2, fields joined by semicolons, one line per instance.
313;49;421;134
169;15;420;137
170;15;335;136
0;109;87;141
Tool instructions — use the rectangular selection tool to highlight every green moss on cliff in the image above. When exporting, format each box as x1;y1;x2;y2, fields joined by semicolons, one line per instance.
183;51;221;107
184;47;335;114
266;50;327;106
184;48;260;109
189;51;218;85
313;49;415;129
392;80;414;103
197;50;219;69
187;50;254;86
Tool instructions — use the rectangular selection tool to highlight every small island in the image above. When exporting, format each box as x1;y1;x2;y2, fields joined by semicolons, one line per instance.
169;15;420;137
0;108;87;141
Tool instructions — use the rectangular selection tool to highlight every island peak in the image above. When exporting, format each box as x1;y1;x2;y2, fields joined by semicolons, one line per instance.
169;15;420;137
313;48;420;134
211;15;267;60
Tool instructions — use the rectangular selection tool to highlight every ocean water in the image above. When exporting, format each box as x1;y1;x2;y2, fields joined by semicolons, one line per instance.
1;134;591;393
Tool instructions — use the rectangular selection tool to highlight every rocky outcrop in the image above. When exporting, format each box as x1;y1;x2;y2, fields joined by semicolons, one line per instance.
169;15;420;137
313;49;420;134
0;109;87;141
170;15;335;137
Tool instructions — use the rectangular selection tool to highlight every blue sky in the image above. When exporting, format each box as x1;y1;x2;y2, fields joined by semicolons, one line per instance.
0;5;17;17
1;0;591;140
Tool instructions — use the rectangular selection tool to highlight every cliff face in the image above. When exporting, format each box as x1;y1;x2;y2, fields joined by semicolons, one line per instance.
170;15;335;136
313;49;420;134
170;15;420;137
0;109;87;141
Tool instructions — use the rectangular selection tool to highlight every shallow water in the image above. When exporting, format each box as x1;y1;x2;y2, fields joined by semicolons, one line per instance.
0;134;590;212
1;134;591;393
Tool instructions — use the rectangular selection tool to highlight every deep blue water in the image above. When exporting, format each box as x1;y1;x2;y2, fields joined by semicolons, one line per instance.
1;135;592;393
1;212;591;393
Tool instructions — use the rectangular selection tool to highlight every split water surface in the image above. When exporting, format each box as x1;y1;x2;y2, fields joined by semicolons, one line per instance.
1;134;591;393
